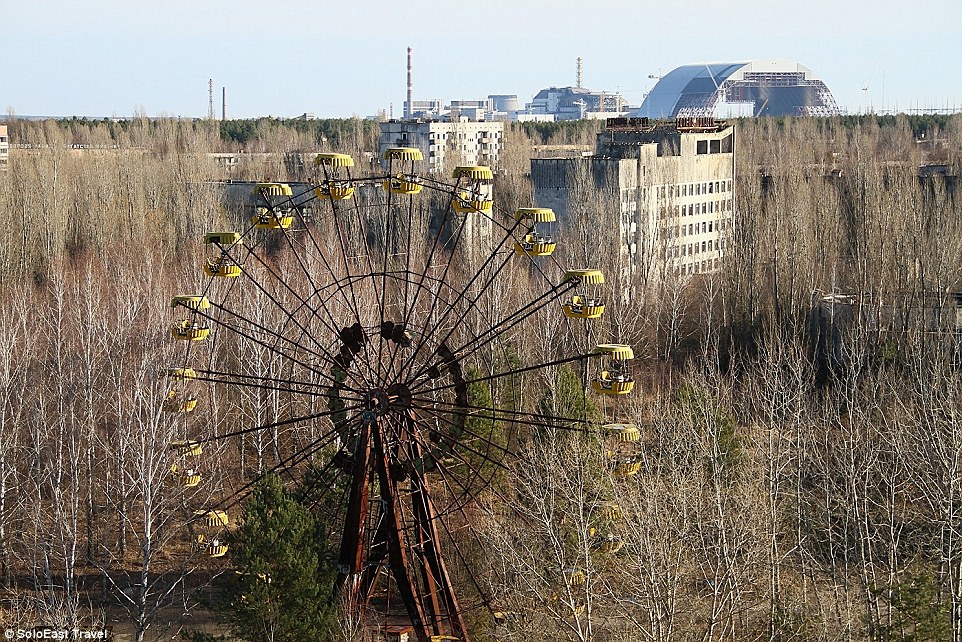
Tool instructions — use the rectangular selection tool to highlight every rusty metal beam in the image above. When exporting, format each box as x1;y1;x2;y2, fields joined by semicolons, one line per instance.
372;419;432;642
334;420;372;601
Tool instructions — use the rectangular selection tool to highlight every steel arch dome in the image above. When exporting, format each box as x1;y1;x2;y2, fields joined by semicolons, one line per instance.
634;58;839;118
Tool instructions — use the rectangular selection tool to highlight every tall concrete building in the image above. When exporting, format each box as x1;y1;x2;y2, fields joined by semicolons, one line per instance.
379;119;503;174
0;124;8;169
532;117;736;283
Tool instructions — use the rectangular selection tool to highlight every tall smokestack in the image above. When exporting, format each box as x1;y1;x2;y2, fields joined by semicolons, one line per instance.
576;57;583;89
221;87;226;120
406;47;413;119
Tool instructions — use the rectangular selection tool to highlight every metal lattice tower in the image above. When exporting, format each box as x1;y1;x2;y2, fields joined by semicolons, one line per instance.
208;79;215;121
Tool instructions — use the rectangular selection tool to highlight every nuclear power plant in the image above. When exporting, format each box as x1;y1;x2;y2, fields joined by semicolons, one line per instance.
392;52;840;123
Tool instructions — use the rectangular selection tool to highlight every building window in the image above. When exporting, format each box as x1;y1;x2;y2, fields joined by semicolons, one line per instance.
710;139;721;153
697;140;708;155
708;221;713;232
708;240;713;251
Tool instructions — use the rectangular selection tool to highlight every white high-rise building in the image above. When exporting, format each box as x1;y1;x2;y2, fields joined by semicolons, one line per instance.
379;119;503;174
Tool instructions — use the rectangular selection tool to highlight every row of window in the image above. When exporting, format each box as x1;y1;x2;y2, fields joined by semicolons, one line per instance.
676;258;721;275
696;135;733;155
679;199;732;217
655;179;733;200
670;238;728;258
676;218;729;238
426;132;502;140
428;143;501;151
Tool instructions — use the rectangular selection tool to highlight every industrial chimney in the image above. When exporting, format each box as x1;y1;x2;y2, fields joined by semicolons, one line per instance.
406;47;413;119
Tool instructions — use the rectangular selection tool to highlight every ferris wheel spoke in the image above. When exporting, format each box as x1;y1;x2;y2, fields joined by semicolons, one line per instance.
300;440;365;518
407;209;522;341
405;402;515;462
413;351;593;399
240;191;381;373
236;236;370;387
408;394;595;434
310;191;370;336
401;413;510;526
196;303;361;390
450;280;576;360
407;409;512;477
388;185;464;360
394;212;525;383
197;402;364;444
187;367;366;402
207;421;346;515
402;280;574;387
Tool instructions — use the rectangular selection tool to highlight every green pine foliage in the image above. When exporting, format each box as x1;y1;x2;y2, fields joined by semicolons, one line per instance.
220;474;337;642
459;368;506;488
874;571;951;642
537;364;603;430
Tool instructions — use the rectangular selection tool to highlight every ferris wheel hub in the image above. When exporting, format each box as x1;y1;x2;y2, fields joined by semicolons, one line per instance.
364;382;414;417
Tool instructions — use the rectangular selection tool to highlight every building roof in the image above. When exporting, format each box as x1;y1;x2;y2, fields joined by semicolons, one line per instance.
635;58;838;118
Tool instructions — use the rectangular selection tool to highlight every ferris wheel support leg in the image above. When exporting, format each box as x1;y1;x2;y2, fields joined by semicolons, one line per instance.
411;469;470;641
372;422;433;642
407;413;470;641
334;420;372;602
360;516;390;602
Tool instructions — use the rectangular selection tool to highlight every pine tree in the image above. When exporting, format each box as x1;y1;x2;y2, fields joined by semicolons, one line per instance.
222;474;336;642
537;364;602;430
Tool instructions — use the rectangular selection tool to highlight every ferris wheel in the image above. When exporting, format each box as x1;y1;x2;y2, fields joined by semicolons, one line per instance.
164;148;635;641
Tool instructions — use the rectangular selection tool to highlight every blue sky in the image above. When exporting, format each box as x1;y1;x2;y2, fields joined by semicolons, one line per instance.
3;0;960;118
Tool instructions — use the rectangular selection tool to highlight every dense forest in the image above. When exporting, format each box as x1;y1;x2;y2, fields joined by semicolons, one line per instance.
0;113;960;641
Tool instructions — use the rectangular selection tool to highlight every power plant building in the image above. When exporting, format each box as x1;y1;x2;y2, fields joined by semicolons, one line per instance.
532;118;736;283
635;58;839;118
526;86;629;121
